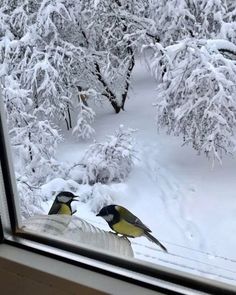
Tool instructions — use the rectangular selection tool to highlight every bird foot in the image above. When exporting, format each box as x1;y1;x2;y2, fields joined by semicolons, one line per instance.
109;231;118;235
108;232;131;244
72;210;77;215
121;235;131;244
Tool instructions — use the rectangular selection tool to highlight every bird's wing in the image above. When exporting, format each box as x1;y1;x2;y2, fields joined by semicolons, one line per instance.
48;200;61;215
118;206;151;232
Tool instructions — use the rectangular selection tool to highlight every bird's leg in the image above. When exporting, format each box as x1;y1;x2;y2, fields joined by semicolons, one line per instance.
108;232;130;244
72;210;77;215
109;231;118;235
121;235;131;244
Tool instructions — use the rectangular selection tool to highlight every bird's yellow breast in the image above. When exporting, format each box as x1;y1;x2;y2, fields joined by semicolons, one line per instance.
58;204;71;215
112;219;144;237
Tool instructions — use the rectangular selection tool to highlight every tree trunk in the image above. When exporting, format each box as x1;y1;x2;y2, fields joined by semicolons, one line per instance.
77;86;89;106
67;104;72;129
28;132;35;173
120;51;135;110
64;114;70;130
94;62;121;113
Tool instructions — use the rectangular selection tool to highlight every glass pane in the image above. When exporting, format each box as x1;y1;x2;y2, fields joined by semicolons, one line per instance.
1;0;236;289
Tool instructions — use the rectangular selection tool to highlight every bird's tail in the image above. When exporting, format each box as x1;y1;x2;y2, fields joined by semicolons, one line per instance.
144;232;168;252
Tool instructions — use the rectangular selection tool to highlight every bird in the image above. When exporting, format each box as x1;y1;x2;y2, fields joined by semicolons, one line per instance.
96;204;167;252
48;191;79;215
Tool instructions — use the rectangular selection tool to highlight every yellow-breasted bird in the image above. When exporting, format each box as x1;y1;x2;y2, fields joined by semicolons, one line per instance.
48;191;79;215
96;204;167;252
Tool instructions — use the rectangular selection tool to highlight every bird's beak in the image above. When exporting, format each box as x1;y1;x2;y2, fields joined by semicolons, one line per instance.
96;213;100;217
72;196;79;202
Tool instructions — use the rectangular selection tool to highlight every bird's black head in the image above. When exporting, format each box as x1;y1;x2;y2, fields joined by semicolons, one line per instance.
56;191;79;204
96;205;119;224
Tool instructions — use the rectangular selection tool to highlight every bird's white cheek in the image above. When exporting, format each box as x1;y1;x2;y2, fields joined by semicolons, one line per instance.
58;196;70;203
103;214;114;222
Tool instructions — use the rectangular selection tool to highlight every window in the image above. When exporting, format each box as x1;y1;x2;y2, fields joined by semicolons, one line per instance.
1;1;236;294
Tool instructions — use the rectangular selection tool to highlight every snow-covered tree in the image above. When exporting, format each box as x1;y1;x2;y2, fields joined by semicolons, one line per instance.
0;1;67;179
1;0;159;140
79;0;159;112
146;0;236;161
154;0;227;46
150;39;236;162
153;0;195;45
195;0;227;38
220;1;236;43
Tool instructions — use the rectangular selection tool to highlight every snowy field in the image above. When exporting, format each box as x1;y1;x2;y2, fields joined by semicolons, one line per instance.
43;60;236;285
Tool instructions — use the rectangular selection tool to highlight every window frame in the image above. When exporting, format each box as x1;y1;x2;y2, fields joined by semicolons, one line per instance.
0;93;236;295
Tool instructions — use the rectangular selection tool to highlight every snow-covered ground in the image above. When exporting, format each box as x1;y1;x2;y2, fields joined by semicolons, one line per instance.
52;61;236;285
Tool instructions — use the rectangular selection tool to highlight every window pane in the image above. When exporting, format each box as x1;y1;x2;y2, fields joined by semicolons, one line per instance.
1;0;236;290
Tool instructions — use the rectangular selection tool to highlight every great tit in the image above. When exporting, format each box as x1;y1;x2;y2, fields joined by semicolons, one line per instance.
96;205;167;252
48;191;79;215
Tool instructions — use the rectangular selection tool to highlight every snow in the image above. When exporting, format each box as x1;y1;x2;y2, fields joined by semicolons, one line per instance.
53;60;236;285
93;0;101;9
207;39;236;54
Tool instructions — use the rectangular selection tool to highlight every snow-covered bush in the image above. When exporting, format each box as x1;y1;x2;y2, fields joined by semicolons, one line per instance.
81;126;136;184
16;178;44;219
87;183;115;213
149;39;236;162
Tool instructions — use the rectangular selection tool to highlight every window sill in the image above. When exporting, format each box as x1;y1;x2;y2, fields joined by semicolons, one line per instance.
0;242;165;295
